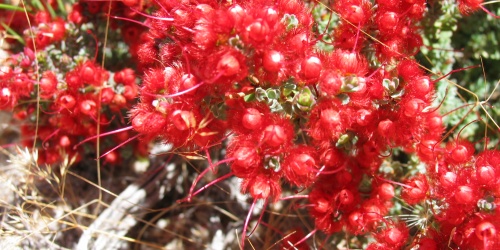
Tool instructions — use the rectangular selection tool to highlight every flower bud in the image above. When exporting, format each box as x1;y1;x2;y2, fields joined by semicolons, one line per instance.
242;108;262;130
263;125;287;147
339;189;354;205
262;50;283;73
247;20;269;42
475;221;496;240
297;87;315;110
440;172;457;188
384;228;403;245
301;56;322;79
171;110;196;131
455;185;474;204
477;165;495;185
217;53;240;76
378;183;395;200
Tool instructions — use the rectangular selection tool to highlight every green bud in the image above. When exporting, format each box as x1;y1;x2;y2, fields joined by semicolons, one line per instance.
336;132;358;151
297;87;315;109
341;76;365;93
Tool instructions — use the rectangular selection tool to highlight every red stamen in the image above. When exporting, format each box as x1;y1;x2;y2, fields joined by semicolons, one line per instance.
184;157;235;202
286;228;317;249
128;7;174;22
177;172;233;203
73;126;133;149
97;134;139;160
247;199;269;237
42;128;60;149
375;176;413;189
280;195;309;201
241;198;258;249
106;14;151;28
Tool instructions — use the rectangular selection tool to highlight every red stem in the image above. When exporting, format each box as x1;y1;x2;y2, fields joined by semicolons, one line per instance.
42;128;60;149
97;134;139;160
106;14;151;28
73;126;133;150
177;172;233;203
247;199;269;237
184;157;235;202
432;65;480;83
287;228;317;250
375;176;413;189
241;198;258;249
480;5;500;19
128;7;174;22
280;195;309;201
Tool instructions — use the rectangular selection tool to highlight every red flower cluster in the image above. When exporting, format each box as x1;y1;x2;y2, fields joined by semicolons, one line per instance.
25;11;66;50
0;11;142;164
120;0;441;247
114;0;499;247
412;146;500;249
1;0;499;248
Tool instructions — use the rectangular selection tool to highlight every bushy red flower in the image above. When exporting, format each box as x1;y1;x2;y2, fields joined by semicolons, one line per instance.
401;174;429;205
445;140;475;165
241;172;282;201
282;145;318;186
333;0;373;26
458;0;484;15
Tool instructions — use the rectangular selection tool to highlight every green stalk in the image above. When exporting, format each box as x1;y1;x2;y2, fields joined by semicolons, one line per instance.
1;22;26;45
0;3;24;12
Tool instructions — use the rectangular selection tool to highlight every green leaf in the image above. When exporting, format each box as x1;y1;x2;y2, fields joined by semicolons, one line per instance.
390;89;405;100
382;77;399;93
341;76;364;93
282;82;297;96
338;93;350;105
30;0;46;11
255;87;267;101
281;14;299;31
296;87;315;108
45;0;57;18
336;132;357;149
228;35;244;49
244;93;255;102
266;88;279;99
269;99;283;113
56;0;67;14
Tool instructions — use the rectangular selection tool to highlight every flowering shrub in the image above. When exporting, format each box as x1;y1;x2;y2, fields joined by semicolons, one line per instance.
1;0;499;248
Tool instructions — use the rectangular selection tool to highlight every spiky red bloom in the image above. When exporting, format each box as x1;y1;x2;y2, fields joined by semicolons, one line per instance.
227;135;262;178
259;115;295;151
376;11;400;36
398;60;425;82
372;221;409;249
416;138;441;163
333;24;366;51
282;145;318;186
318;70;342;97
330;49;369;76
280;228;309;250
307;99;351;145
333;0;373;26
240;172;282;201
226;100;270;135
458;0;484;15
475;150;500;191
445;140;474;165
401;174;428;205
39;71;58;99
130;107;167;138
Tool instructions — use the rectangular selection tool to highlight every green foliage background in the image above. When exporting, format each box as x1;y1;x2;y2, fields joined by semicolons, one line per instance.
420;2;500;149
